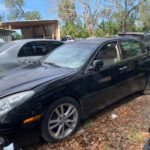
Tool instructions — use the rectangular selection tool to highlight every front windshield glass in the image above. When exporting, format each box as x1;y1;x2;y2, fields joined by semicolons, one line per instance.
0;42;17;53
43;43;97;69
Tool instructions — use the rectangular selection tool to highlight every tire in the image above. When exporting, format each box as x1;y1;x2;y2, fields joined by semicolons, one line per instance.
144;90;150;95
41;97;81;143
144;79;150;95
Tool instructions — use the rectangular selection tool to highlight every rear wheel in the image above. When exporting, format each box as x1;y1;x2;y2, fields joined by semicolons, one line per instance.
41;98;81;143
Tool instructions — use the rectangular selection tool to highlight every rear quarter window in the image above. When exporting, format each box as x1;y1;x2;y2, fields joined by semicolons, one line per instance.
119;40;147;59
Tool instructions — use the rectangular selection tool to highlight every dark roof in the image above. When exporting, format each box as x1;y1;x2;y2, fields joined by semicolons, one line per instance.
119;32;145;35
72;37;133;44
119;32;150;37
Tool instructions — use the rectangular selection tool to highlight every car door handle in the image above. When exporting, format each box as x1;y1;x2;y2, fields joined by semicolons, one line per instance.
119;66;128;71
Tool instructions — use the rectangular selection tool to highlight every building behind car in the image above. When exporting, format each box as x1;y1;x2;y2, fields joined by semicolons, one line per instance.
0;28;14;43
0;20;60;40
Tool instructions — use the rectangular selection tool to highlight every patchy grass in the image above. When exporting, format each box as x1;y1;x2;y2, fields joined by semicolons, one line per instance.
82;120;93;129
126;130;146;143
103;142;111;150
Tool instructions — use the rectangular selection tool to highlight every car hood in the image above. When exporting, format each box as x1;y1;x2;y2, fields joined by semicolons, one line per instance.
0;64;76;98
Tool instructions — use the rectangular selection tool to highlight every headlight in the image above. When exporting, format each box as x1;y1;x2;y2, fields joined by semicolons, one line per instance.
0;91;35;116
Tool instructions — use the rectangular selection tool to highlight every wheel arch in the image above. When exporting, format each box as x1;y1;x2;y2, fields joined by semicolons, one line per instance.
42;94;84;119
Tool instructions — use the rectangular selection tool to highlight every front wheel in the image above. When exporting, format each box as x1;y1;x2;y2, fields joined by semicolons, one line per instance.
41;98;81;143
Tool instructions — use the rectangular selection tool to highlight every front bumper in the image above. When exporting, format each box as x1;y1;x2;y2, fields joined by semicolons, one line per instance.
0;124;17;136
0;120;42;147
0;124;16;147
143;139;150;150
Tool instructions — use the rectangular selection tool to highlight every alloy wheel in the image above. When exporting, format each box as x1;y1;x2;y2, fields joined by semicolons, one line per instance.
48;103;78;139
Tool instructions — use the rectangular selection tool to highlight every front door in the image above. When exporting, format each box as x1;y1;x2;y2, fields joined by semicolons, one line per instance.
82;41;124;115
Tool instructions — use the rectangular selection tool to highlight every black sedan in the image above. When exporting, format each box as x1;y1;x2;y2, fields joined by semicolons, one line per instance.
0;37;149;147
0;39;63;73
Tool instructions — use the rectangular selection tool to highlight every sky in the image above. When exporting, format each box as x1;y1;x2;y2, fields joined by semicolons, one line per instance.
0;0;58;20
0;0;104;21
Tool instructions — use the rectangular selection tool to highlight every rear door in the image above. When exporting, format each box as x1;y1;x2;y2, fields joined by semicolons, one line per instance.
118;39;149;94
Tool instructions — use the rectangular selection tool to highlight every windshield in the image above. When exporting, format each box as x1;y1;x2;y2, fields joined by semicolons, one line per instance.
43;43;96;69
0;42;18;53
0;42;5;47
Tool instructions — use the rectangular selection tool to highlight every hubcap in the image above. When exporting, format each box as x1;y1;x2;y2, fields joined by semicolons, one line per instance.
48;103;78;139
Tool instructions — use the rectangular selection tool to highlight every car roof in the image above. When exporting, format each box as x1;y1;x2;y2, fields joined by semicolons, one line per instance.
119;32;145;35
71;37;135;44
119;32;150;37
0;39;64;54
12;39;63;44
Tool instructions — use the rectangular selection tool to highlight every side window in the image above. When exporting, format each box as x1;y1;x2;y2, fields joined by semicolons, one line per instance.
119;40;146;59
18;42;48;57
33;43;48;56
95;42;119;67
46;42;63;53
18;43;35;57
18;41;63;57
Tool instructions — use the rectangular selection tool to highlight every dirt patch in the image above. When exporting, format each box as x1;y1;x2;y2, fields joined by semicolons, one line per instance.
28;94;150;150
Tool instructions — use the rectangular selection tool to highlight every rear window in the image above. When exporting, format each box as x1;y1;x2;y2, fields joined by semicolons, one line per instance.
18;41;63;57
120;40;147;59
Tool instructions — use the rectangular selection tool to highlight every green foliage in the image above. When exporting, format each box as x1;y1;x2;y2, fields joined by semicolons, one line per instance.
11;32;22;40
24;11;41;20
96;28;106;37
139;1;150;31
75;19;89;38
58;0;76;23
61;19;89;39
61;21;76;38
4;0;24;20
108;0;146;32
96;21;120;37
4;0;41;21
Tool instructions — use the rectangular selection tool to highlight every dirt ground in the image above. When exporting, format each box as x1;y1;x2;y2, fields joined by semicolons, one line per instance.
28;94;150;150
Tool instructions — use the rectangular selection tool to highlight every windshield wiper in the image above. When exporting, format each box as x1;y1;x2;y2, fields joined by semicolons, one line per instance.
43;62;60;68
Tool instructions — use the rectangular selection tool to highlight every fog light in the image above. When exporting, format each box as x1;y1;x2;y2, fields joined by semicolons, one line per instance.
0;137;5;145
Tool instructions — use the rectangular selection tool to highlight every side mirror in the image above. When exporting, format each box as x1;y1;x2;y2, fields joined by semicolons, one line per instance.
92;60;103;71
